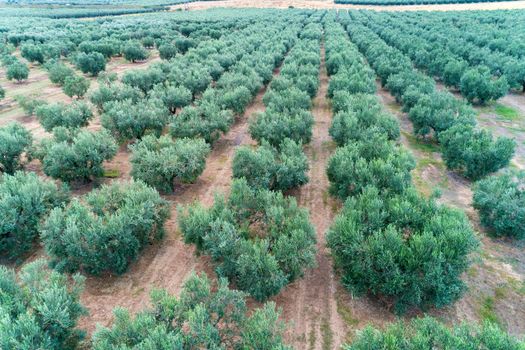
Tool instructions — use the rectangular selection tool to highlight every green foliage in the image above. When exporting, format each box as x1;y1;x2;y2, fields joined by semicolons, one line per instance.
0;171;67;259
121;68;163;94
63;74;90;99
178;179;316;301
41;180;170;274
328;186;478;313
170;104;233;144
249;109;314;148
0;122;32;174
78;40;120;59
329;93;399;145
443;59;468;88
46;60;74;85
15;94;47;116
168;64;212;97
0;259;86;350
439;124;515;180
473;171;525;239
75;52;106;76
408;91;476;137
89;82;143;113
6;61;29;82
35;101;93;132
36;127;117;183
123;41;149;63
150;83;192;113
232;138;309;191
460;66;509;104
20;43;44;64
263;86;311;112
327;66;376;98
0;86;4;100
101;98;169;142
92;272;290;349
158;42;178;60
130;135;210;192
327;135;415;200
344;317;524;349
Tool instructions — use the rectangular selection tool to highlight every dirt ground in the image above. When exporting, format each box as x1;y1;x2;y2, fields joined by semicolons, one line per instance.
77;58;263;335
377;81;525;337
171;0;525;12
0;50;161;141
271;44;349;349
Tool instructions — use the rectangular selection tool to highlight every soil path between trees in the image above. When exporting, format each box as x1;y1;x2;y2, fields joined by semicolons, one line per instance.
376;80;525;337
272;42;348;350
77;70;263;335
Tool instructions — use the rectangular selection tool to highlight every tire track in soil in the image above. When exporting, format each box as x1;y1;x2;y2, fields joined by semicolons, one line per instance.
272;43;347;350
77;70;267;335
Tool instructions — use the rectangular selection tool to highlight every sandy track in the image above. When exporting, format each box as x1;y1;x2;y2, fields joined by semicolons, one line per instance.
271;43;348;350
171;0;525;12
78;70;264;335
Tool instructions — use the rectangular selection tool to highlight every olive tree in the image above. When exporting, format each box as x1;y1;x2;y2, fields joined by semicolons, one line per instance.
178;179;316;301
75;52;106;76
130;135;210;192
0;122;32;174
408;91;476;138
460;66;509;104
121;68;164;94
63;74;90;99
35;101;93;131
20;43;44;64
0;171;67;258
345;317;523;349
123;41;149;63
46;60;74;85
473;171;525;239
6;61;29;82
0;260;86;350
92;273;290;349
232;138;309;191
158;42;178;60
328;186;478;313
101;98;169;142
326;135;415;200
89;82;143;113
170;104;233;144
150;84;192;113
15;94;47;116
249;109;314;148
36;127;117;183
41;180;170;274
439;124;515;180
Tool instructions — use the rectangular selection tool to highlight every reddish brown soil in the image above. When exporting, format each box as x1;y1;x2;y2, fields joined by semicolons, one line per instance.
272;44;347;350
77;66;263;335
377;81;525;337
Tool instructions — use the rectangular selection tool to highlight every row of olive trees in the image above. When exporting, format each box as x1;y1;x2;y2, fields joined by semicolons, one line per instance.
121;18;300;192
324;18;479;315
362;10;525;96
0;258;291;349
352;11;511;104
177;15;325;302
345;18;515;181
233;23;322;191
326;16;522;349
